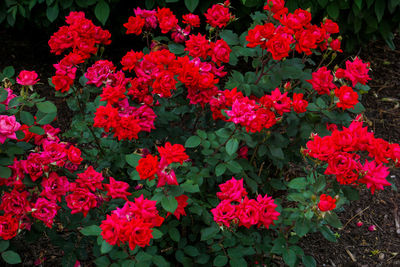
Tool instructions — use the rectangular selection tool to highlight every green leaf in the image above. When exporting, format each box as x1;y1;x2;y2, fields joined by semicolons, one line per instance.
283;249;297;267
229;257;247;267
327;3;339;19
169;43;185;55
29;126;45;135
342;186;359;201
168;227;180;242
95;0;110;25
36;112;56;125
152;255;169;267
294;218;311;237
183;246;199;257
0;241;9;253
0;88;8;103
269;145;284;159
0;167;11;179
161;195;178;213
185;136;201;148
80;225;102;236
226;138;239;155
126;154;142;168
181;182;200;193
8;96;22;109
1;250;21;264
152;228;163;239
348;102;365;113
354;0;362;9
319;225;337;242
36;101;57;114
317;0;328;7
46;4;59;22
226;160;242;173
200;225;219;241
184;0;199;12
145;0;155;9
101;239;113;254
220;30;240;46
375;0;385;22
20;111;34;126
215;163;226;177
324;212;342;228
302;255;316;267
2;66;15;78
288;177;306;190
213;255;228;266
94;255;111;267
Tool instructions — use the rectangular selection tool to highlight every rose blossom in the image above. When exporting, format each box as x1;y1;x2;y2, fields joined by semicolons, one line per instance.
16;70;39;86
317;194;336;211
0;115;21;144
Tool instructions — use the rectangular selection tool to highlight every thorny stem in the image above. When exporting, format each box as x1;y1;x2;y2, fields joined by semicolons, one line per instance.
255;60;279;85
73;87;105;156
212;126;239;156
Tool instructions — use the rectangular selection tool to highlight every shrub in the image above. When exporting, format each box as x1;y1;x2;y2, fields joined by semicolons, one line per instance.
0;1;398;266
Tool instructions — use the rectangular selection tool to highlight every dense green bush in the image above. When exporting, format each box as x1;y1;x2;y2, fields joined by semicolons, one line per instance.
0;1;398;266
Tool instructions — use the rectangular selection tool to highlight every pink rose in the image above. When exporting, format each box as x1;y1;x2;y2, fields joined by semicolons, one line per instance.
0;115;21;143
16;70;39;86
1;88;16;109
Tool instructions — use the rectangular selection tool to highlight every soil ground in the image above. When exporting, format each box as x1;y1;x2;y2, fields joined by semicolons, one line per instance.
0;27;399;266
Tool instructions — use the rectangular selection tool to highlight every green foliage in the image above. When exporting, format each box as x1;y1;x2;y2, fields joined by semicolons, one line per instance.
0;1;389;266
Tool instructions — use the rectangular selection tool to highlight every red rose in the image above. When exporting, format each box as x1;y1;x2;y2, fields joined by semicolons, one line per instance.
156;7;178;34
266;34;292;61
67;145;83;165
211;200;236;227
308;67;336;95
52;74;74;93
292;93;308;113
335;85;358;110
204;4;231;28
65;188;97;217
0;214;19;240
123;16;145;35
318;194;336;211
137;154;158;180
211;39;231;66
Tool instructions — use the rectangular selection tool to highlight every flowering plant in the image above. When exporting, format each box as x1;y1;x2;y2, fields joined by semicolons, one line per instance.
0;1;398;266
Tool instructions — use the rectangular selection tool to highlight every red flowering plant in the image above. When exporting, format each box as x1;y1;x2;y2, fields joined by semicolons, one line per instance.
0;1;399;266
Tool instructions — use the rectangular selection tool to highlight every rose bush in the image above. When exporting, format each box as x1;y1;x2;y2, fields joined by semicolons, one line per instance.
0;0;398;266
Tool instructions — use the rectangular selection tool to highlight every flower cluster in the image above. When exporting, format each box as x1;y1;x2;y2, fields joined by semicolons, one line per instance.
49;11;111;92
307;57;370;110
88;58;157;140
100;195;164;250
124;2;233;41
246;1;342;60
211;177;280;228
210;87;308;132
136;142;189;187
0;118;132;239
304;115;397;194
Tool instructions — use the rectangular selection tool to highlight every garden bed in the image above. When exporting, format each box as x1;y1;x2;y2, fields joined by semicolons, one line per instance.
0;13;399;267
